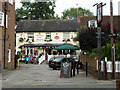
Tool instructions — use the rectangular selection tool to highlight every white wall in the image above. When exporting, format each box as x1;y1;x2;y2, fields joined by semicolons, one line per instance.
119;1;120;15
16;32;79;54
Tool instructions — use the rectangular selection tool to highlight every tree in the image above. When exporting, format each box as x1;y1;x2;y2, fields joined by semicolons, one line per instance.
15;0;56;24
61;7;94;19
75;27;97;52
76;22;120;61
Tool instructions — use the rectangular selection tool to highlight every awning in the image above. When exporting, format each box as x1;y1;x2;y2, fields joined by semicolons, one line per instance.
19;42;65;48
54;43;79;50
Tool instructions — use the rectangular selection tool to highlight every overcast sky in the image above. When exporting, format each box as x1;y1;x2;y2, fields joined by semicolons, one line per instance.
15;0;120;17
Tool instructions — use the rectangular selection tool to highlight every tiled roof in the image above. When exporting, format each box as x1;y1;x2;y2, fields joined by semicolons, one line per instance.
16;19;80;32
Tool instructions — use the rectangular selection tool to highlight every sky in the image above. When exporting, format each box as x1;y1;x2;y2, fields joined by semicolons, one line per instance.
15;0;120;17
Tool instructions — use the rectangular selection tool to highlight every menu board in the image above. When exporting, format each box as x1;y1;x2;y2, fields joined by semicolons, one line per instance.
60;62;72;78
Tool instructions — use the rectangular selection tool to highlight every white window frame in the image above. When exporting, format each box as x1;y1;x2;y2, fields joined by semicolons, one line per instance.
45;32;51;39
27;33;34;42
6;15;8;28
9;0;13;5
8;49;11;62
63;32;69;40
88;20;97;28
0;11;4;27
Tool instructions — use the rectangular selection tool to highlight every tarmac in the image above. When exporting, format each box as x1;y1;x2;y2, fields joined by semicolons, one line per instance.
2;61;116;89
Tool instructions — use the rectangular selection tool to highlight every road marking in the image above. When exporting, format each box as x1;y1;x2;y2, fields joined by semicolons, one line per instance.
97;82;113;84
32;81;115;86
33;82;80;86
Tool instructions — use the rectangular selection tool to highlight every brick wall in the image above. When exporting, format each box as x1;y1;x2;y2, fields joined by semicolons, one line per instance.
80;54;98;76
80;16;119;32
80;54;120;79
1;2;15;70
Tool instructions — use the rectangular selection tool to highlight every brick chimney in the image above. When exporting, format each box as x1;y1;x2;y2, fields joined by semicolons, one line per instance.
78;8;80;22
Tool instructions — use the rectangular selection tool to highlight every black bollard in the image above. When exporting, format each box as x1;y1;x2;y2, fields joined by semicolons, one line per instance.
86;62;88;76
105;61;107;80
73;62;75;76
71;63;72;77
77;62;79;74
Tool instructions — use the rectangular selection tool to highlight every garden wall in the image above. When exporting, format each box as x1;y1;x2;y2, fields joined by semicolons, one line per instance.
80;54;120;80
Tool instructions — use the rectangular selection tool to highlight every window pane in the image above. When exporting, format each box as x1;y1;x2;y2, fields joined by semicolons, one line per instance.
63;32;69;39
46;33;51;39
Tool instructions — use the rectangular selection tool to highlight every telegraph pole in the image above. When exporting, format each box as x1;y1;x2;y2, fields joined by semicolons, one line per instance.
93;2;106;80
110;0;115;79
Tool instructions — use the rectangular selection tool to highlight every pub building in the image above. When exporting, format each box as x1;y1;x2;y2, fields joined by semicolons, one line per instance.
16;20;80;61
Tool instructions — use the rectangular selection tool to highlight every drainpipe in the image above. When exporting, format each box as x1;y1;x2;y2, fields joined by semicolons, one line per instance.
3;1;7;69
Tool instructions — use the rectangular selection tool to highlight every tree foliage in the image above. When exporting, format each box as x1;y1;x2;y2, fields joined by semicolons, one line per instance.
76;22;118;52
76;27;97;52
61;7;94;19
15;0;56;24
76;22;120;61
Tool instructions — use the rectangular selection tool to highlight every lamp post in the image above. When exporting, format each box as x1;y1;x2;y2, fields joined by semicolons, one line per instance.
109;33;117;79
102;33;108;80
110;0;116;80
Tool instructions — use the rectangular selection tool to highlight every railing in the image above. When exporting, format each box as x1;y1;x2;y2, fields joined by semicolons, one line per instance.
97;60;120;72
39;55;45;64
47;55;80;61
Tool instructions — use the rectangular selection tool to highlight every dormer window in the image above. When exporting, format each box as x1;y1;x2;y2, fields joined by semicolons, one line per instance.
88;20;97;28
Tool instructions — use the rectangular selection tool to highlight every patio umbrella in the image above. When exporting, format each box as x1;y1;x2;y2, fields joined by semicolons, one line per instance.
54;44;79;50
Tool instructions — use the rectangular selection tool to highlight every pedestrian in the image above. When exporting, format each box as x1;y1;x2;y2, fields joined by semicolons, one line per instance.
25;56;29;64
30;55;33;63
34;55;38;64
67;53;70;58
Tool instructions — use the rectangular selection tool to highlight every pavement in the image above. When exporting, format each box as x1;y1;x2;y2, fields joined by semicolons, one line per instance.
2;61;116;89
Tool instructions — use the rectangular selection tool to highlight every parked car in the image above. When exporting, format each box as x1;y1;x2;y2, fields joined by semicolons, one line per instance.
48;57;56;68
50;57;75;70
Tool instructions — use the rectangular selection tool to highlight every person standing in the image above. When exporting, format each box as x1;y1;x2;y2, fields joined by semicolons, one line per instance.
30;55;33;63
25;56;29;64
34;55;38;64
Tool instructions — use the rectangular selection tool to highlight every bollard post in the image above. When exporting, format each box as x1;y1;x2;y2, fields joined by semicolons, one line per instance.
71;63;72;77
73;62;75;76
86;62;88;76
105;61;107;80
77;62;79;74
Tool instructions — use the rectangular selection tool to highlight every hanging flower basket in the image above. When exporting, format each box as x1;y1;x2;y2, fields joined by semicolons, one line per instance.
21;50;25;54
49;39;52;41
67;39;70;41
73;37;78;42
19;38;24;42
